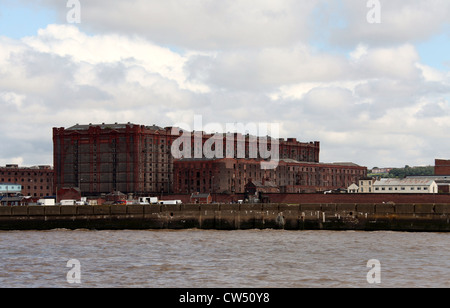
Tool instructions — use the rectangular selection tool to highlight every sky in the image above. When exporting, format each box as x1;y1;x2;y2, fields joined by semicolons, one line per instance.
0;0;449;169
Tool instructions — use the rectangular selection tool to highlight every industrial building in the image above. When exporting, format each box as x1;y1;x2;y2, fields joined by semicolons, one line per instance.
173;158;367;195
372;178;438;194
435;159;450;176
53;123;321;196
0;165;53;197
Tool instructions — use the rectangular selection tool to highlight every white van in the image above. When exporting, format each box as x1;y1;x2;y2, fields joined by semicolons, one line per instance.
60;200;76;206
159;200;182;205
139;197;159;205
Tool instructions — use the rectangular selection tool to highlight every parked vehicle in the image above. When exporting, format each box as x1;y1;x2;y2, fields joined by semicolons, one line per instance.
159;200;182;205
138;197;159;205
37;199;56;206
60;200;77;206
113;200;127;205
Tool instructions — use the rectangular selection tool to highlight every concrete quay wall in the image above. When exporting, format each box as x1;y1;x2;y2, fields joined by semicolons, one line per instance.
0;203;449;232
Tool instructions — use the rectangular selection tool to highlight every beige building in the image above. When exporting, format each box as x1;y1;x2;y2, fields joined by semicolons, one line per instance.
347;183;359;193
359;177;375;193
373;178;438;194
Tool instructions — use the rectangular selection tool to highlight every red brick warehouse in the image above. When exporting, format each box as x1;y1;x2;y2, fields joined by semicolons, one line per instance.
53;123;321;196
0;164;54;198
173;158;367;195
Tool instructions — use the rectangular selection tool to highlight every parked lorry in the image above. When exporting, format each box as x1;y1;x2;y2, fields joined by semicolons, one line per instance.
138;197;159;205
37;199;56;206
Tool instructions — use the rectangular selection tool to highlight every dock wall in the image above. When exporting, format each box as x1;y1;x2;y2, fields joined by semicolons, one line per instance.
1;204;450;232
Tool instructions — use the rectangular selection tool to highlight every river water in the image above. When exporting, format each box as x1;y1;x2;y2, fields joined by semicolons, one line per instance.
0;229;448;288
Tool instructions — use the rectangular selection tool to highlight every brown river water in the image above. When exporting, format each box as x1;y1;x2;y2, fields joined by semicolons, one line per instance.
0;229;449;288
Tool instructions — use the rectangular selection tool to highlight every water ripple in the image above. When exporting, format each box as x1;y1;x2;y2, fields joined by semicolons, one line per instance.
0;230;449;288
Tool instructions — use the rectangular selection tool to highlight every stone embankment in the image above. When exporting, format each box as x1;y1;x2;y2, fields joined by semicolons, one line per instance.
1;203;450;232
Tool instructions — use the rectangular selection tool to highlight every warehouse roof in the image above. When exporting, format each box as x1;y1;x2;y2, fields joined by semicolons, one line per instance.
66;123;166;131
67;123;137;130
374;178;436;186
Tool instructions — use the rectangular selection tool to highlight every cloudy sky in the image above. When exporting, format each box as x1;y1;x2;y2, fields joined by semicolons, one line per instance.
0;0;449;168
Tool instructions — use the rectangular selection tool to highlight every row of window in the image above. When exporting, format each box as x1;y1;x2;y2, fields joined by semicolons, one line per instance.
375;186;430;191
1;178;51;183
0;172;52;177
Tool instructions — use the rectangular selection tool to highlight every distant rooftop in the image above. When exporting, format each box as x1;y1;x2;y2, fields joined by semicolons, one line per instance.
66;123;165;131
0;165;53;170
280;159;362;167
375;178;436;186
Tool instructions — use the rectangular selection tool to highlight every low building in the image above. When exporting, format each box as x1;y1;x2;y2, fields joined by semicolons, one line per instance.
0;196;26;206
56;187;82;203
190;193;212;204
347;183;359;193
245;180;280;194
359;177;375;193
371;168;393;174
373;178;438;194
407;176;450;194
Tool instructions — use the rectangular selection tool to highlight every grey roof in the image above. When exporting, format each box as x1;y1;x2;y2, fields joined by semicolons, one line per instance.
331;162;362;167
146;124;165;131
280;159;362;167
191;193;211;199
407;175;450;180
0;196;24;202
247;180;278;188
66;123;166;131
374;178;436;186
67;123;137;130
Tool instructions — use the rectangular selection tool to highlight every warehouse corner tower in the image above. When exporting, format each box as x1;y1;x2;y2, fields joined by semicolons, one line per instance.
53;123;175;196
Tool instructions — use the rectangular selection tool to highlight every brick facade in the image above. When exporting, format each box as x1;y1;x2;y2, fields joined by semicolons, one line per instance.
435;159;450;176
173;158;367;194
53;123;320;196
0;165;54;198
53;124;174;196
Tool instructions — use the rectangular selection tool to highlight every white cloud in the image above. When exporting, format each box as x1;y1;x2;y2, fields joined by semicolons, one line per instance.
35;0;320;50
332;0;450;46
1;0;450;168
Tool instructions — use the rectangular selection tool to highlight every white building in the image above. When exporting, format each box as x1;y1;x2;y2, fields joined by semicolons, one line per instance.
359;177;375;193
347;183;359;193
373;178;438;194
